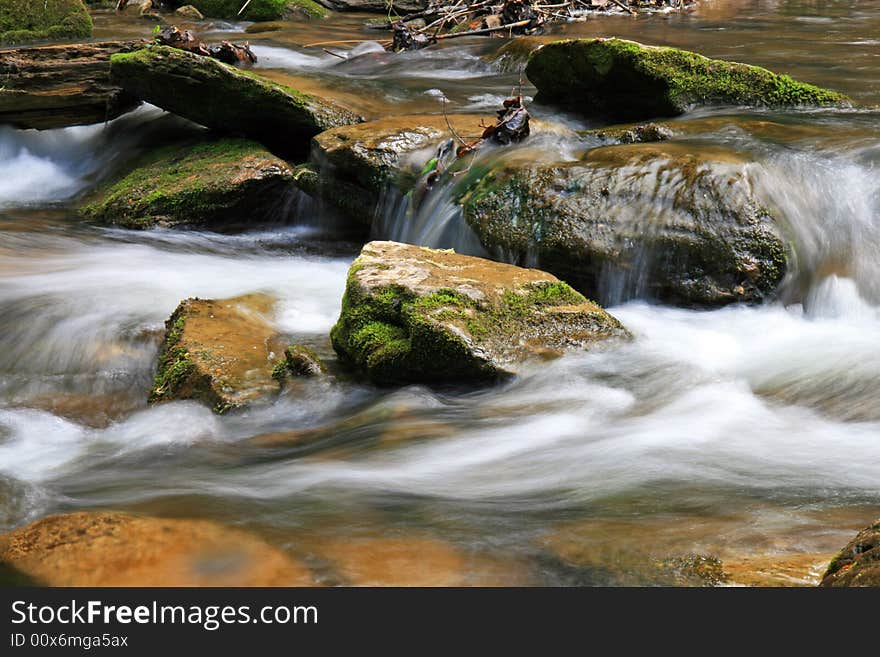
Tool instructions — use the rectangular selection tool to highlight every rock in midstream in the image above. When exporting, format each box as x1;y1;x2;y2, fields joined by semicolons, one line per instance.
109;46;363;157
80;138;297;229
331;241;629;384
455;141;788;307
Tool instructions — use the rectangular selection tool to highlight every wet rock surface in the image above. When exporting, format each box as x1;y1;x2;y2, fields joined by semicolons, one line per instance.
80;138;296;229
109;46;363;156
457;141;788;306
0;511;316;586
0;41;144;130
149;294;284;413
331;241;628;384
526;38;850;121
820;518;880;586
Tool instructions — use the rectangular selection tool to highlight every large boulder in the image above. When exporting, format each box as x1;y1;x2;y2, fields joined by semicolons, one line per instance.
109;46;363;156
80;138;296;229
456;142;788;306
0;0;92;46
307;114;486;224
820;519;880;587
526;38;849;121
149;294;286;413
0;512;315;586
0;41;143;130
331;241;628;384
315;0;425;12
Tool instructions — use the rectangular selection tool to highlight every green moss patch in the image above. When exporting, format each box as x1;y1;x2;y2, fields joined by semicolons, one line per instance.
0;0;92;45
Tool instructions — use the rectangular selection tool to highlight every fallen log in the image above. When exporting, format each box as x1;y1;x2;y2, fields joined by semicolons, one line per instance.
0;41;146;130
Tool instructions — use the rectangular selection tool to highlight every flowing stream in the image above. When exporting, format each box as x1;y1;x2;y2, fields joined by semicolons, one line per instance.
1;0;879;585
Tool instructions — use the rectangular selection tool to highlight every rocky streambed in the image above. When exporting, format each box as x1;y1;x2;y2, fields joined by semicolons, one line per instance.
0;0;879;587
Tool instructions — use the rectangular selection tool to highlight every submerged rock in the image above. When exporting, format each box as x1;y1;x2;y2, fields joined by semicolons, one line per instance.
149;294;285;413
81;138;295;229
110;46;362;156
331;241;628;384
526;38;850;121
820;518;880;587
0;0;92;45
0;41;143;130
0;512;315;586
457;141;788;306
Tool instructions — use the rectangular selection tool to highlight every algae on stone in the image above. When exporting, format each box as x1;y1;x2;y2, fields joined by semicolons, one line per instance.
149;294;285;412
526;38;850;120
331;241;628;384
110;46;362;156
820;518;880;587
80;138;296;229
457;141;788;307
0;0;92;45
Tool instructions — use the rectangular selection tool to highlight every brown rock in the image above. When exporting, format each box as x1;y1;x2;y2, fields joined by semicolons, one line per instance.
149;294;285;413
0;512;316;586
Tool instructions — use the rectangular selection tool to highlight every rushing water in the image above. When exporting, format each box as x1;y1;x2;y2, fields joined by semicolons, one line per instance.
1;0;879;585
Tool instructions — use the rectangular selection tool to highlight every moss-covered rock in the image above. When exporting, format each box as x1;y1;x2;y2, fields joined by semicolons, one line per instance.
484;36;546;73
110;46;362;156
284;0;330;19
820;519;880;587
331;241;629;384
0;0;92;46
580;121;673;145
80;138;296;229
457;142;788;307
164;0;281;21
526;38;850;121
149;294;286;412
0;40;143;130
0;511;315;586
273;344;327;379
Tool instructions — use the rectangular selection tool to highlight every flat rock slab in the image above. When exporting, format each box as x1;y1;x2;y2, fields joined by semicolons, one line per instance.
110;46;363;156
0;40;144;130
526;38;850;121
0;512;315;586
80;138;296;229
150;293;284;412
331;240;629;384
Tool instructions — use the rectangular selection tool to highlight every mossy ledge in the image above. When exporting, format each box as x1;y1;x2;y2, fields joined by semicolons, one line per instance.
109;46;362;157
165;0;324;21
80;138;296;229
525;38;850;120
330;241;629;384
0;0;92;46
